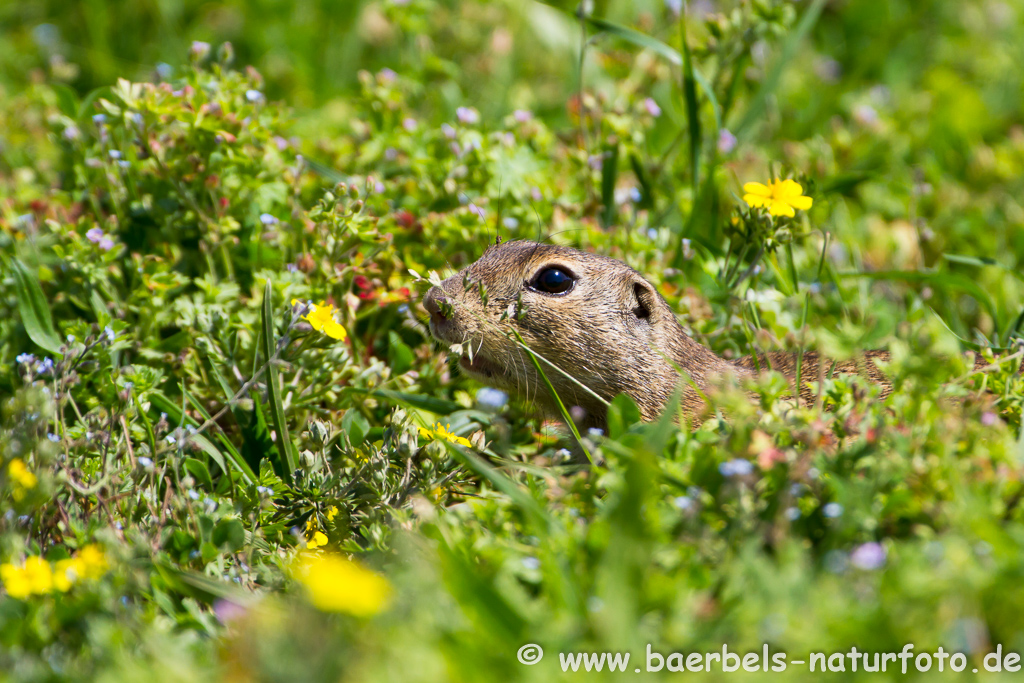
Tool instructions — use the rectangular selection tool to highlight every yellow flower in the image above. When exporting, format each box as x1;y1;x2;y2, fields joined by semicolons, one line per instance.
742;179;813;218
291;553;392;616
305;519;328;549
76;544;109;579
1;563;32;599
302;302;348;341
326;505;339;522
53;558;81;592
8;459;37;489
1;556;53;599
418;423;472;448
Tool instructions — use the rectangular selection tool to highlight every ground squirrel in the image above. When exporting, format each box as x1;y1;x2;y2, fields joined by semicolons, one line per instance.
423;240;1006;432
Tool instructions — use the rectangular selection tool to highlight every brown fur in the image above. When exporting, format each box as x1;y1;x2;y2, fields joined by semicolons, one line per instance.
423;240;1009;431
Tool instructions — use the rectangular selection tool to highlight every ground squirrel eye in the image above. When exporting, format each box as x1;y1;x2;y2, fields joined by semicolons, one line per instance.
528;266;575;295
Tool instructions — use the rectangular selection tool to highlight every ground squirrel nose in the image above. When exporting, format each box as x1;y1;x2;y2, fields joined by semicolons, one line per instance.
423;287;450;322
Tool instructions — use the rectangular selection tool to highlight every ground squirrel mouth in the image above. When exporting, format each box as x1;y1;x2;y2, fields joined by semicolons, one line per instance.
459;353;501;379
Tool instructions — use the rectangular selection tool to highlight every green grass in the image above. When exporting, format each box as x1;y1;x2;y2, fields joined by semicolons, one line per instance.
1;1;1024;681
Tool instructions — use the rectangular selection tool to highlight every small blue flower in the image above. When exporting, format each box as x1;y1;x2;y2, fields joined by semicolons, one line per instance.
456;106;479;125
47;433;60;443
513;109;533;123
190;41;211;60
587;428;604;438
138;456;153;467
104;326;116;342
92;114;107;125
245;89;264;103
717;128;737;154
850;542;886;570
823;502;843;518
259;213;278;226
502;217;519;230
36;357;54;374
643;97;662;118
785;507;801;521
673;496;692;511
66;334;75;343
256;486;273;495
155;63;172;79
187;489;200;500
720;458;754;477
16;353;35;365
629;187;642;203
646;228;658;239
109;150;122;160
476;387;509;410
521;557;540;571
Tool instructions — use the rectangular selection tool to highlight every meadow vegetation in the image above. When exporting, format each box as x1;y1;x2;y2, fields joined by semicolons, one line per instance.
1;1;1024;680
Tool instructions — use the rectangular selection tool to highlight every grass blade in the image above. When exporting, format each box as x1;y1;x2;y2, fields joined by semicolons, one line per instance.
600;142;619;228
261;282;297;480
732;0;827;138
679;13;702;191
6;257;63;355
582;14;721;129
511;329;591;462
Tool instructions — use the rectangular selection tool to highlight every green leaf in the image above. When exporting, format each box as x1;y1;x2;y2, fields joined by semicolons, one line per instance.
607;393;642;440
184;458;215;493
388;331;415;375
261;282;297;480
6;257;63;355
341;409;370;446
212;519;246;553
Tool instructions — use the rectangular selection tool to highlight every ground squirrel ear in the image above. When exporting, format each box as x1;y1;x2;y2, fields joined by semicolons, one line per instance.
631;280;655;320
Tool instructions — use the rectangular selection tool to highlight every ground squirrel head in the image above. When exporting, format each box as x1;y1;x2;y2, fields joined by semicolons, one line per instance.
423;240;740;430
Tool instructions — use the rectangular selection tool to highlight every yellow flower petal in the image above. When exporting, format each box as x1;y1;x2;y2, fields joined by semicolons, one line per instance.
788;195;813;210
53;558;80;592
743;178;813;216
76;545;109;579
768;200;796;218
8;459;37;489
743;193;770;208
775;179;805;199
292;553;392;616
23;556;53;594
303;302;348;341
742;182;772;197
1;563;32;599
